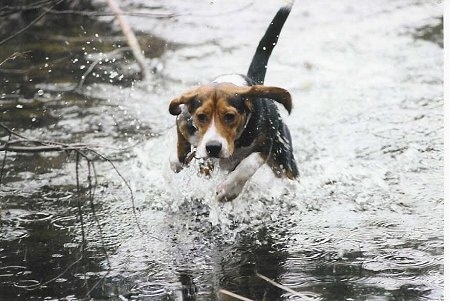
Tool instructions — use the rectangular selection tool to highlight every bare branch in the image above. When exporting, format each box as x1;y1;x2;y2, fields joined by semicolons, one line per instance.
0;52;30;67
45;8;178;19
105;0;148;80
256;272;314;299
218;289;255;301
0;0;64;46
0;144;88;153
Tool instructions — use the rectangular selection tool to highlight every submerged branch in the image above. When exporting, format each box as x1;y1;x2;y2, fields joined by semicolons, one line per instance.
0;121;151;294
0;52;30;67
256;272;314;299
0;122;153;239
218;289;254;301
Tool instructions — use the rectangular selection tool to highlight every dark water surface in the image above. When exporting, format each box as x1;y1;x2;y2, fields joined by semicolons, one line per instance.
0;1;443;300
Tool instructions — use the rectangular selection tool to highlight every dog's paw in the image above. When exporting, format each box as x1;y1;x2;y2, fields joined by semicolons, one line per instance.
216;180;245;202
169;159;184;173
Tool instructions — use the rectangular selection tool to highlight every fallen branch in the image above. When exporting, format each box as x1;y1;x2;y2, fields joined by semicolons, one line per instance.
0;122;149;235
256;272;315;300
0;52;30;67
105;0;148;80
0;121;158;295
0;144;90;153
218;289;254;301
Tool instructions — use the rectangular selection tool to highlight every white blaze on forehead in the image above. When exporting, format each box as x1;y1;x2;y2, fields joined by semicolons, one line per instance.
197;117;230;158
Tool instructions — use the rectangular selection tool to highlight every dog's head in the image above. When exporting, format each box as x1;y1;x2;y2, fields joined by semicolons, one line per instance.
169;83;292;158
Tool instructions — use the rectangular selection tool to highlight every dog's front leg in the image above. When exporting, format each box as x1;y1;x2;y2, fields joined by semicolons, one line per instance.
169;126;192;173
217;152;265;202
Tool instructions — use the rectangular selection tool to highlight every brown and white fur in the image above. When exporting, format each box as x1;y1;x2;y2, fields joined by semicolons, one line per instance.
168;2;298;201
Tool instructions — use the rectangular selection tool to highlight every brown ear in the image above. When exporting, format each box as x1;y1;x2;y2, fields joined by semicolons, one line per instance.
242;85;292;114
169;90;198;115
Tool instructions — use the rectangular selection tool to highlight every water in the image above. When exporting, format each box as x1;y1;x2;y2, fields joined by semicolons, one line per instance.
0;0;443;300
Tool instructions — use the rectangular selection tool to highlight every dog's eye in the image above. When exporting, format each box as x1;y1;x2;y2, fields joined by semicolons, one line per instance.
197;113;208;123
223;113;236;123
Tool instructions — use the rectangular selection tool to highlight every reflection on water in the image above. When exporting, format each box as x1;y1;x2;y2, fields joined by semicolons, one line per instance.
0;0;443;300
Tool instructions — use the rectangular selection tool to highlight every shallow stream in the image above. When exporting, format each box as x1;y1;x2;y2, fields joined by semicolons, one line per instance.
0;0;443;300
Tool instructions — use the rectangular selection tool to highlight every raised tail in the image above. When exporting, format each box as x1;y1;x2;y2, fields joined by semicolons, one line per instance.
246;1;293;85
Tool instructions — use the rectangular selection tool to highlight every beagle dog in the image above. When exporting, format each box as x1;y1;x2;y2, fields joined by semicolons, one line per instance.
169;2;298;201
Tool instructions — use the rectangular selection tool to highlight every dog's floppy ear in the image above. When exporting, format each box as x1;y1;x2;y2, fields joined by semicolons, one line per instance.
242;85;292;114
169;90;198;115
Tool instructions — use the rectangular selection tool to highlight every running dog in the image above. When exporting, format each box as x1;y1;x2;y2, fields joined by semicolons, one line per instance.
169;2;298;201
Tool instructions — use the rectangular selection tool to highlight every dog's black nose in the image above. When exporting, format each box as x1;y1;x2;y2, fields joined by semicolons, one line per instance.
205;141;222;157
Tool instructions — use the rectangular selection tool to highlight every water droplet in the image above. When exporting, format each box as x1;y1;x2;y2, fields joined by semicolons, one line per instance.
37;89;44;96
80;65;86;70
16;104;23;109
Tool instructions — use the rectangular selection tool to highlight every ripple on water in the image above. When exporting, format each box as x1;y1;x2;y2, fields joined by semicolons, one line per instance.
52;215;78;229
42;191;73;201
363;248;438;272
131;282;169;298
18;212;53;223
0;266;38;289
0;265;28;277
13;279;41;289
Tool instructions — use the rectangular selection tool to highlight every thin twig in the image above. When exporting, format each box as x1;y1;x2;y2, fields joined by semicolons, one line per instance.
0;144;90;152
84;159;111;298
75;152;87;248
219;289;255;301
256;272;313;299
0;0;64;46
22;257;83;290
0;132;11;185
0;122;160;238
88;149;146;235
86;159;111;267
75;151;90;295
0;52;28;67
0;56;68;75
0;122;158;294
0;122;27;139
